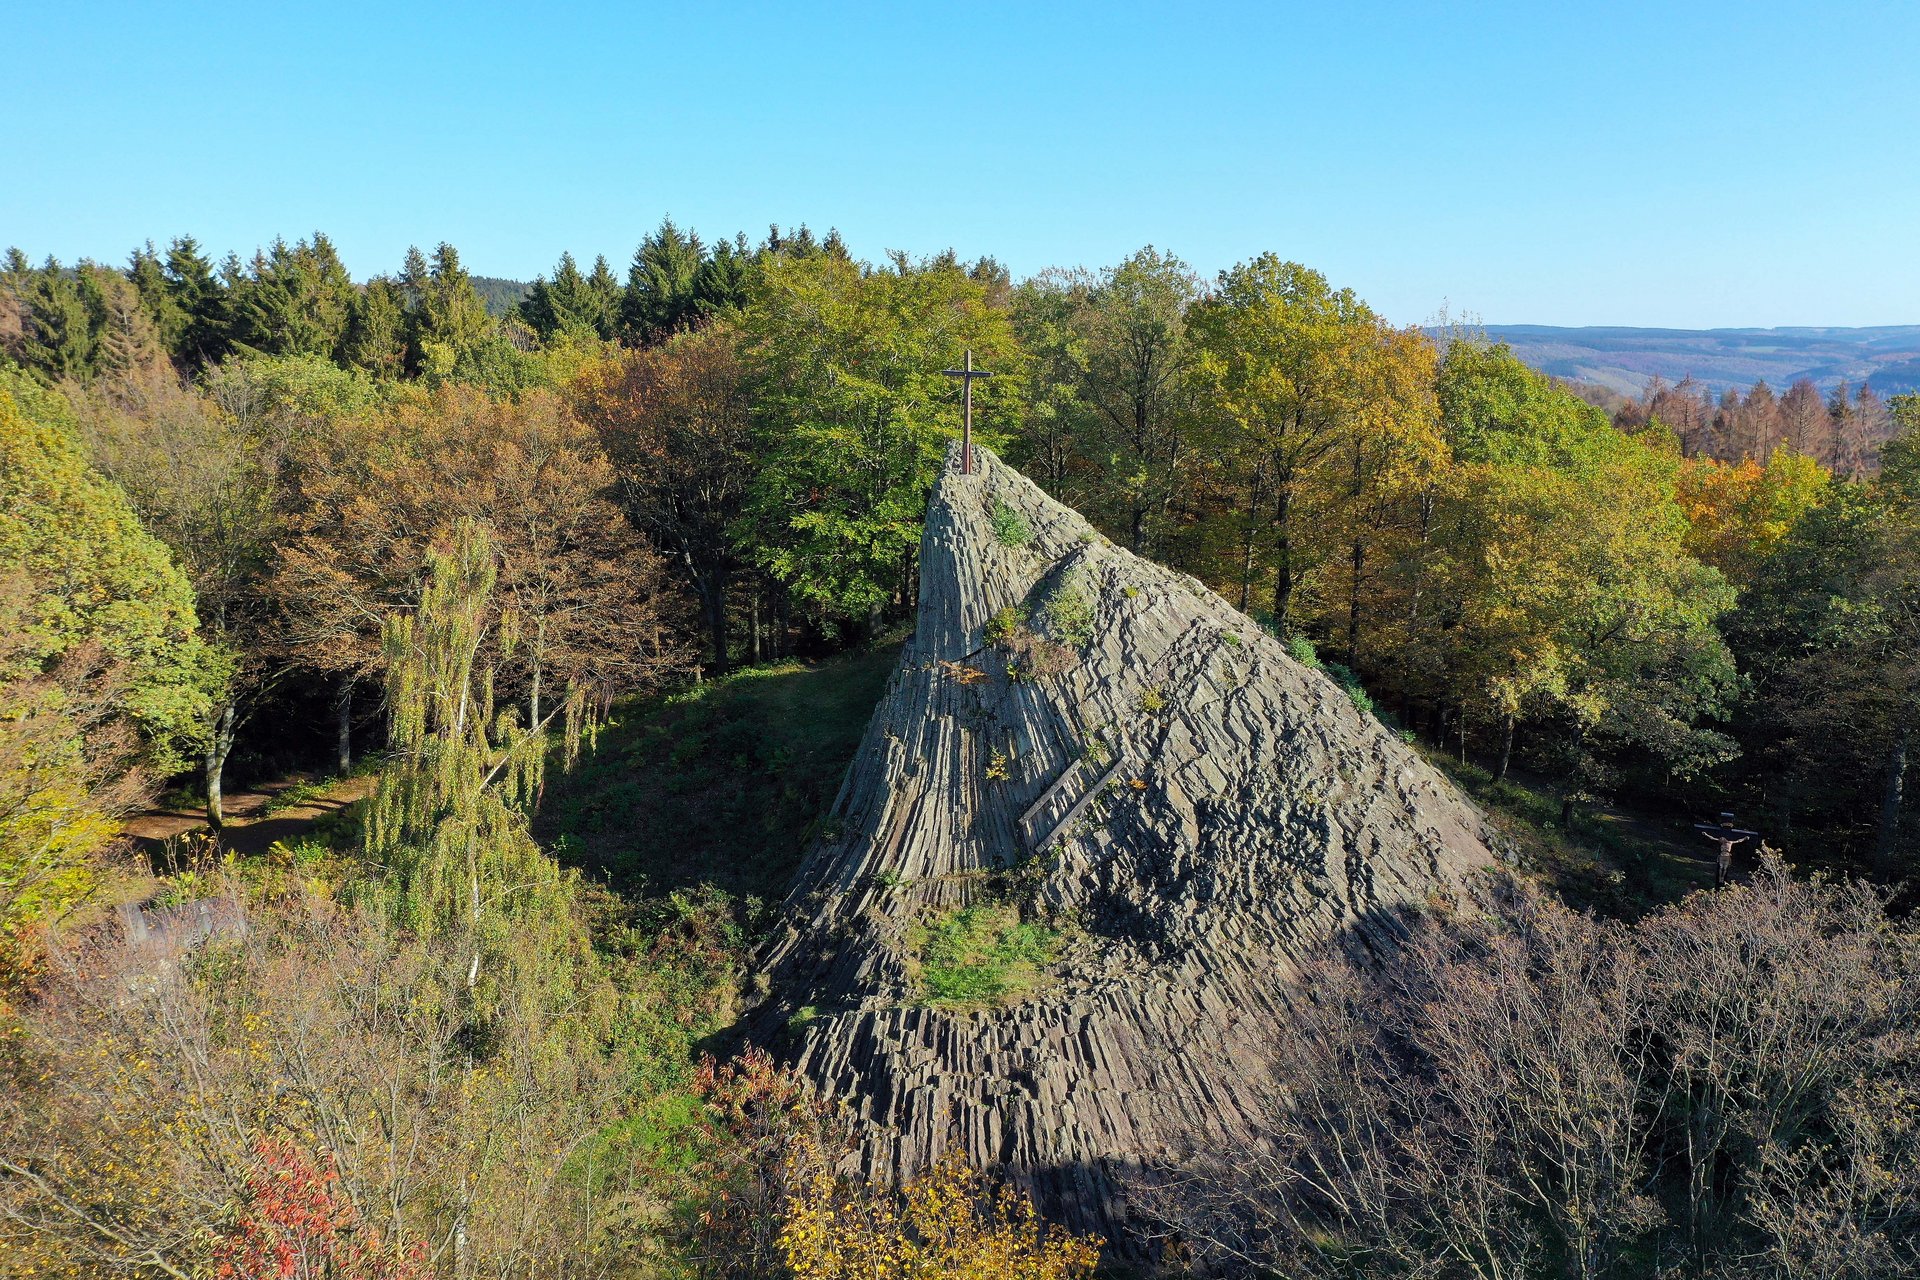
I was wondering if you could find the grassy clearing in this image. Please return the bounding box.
[907,903,1063,1008]
[538,645,899,910]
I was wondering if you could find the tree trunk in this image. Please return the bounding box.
[1345,538,1364,665]
[334,678,353,775]
[699,569,730,674]
[1875,727,1909,877]
[1271,486,1294,630]
[1498,715,1515,782]
[205,702,236,829]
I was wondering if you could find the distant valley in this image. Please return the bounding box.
[1474,323,1920,398]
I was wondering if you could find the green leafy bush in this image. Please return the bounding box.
[1322,661,1375,717]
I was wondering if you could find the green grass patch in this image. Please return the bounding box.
[907,903,1063,1008]
[538,645,899,910]
[568,1089,716,1192]
[259,777,334,815]
[987,498,1031,548]
[1033,573,1094,649]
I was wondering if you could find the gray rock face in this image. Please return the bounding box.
[752,445,1500,1237]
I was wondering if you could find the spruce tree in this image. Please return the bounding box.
[518,251,598,339]
[620,217,705,344]
[408,243,489,374]
[20,258,96,380]
[343,276,407,377]
[163,236,230,369]
[126,242,186,358]
[585,254,621,338]
[692,234,756,318]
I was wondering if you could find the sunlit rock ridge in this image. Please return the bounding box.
[751,444,1502,1236]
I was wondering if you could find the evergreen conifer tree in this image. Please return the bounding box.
[621,217,705,344]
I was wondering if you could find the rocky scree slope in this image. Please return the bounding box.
[750,445,1502,1237]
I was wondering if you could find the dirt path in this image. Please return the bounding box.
[124,774,375,859]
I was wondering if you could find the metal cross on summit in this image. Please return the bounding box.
[942,349,995,474]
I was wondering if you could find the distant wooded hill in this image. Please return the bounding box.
[471,276,531,317]
[1472,324,1920,398]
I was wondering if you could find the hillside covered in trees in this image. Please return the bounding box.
[2,221,1917,1278]
[1479,323,1920,400]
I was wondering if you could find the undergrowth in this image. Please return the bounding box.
[1431,753,1713,917]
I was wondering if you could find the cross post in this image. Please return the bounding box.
[942,348,996,475]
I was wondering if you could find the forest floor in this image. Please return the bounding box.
[122,772,376,862]
[1429,752,1723,916]
[540,641,903,913]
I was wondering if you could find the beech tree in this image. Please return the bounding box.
[1188,255,1393,630]
[1427,341,1738,793]
[1021,249,1203,558]
[1676,447,1831,589]
[0,374,215,774]
[574,324,757,669]
[273,383,691,727]
[737,250,1022,632]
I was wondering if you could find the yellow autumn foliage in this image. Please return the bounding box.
[778,1138,1101,1280]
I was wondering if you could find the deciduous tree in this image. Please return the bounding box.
[574,324,756,669]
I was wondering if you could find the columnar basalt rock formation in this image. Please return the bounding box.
[752,445,1502,1237]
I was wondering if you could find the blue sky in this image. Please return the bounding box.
[6,1,1916,328]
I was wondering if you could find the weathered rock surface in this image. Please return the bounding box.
[751,445,1502,1238]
